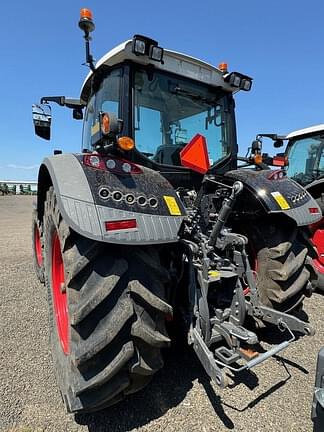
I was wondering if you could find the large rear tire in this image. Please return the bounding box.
[43,187,172,413]
[32,208,45,284]
[243,217,313,312]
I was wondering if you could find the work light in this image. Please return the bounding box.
[149,45,164,62]
[133,39,146,55]
[241,78,252,91]
[224,72,253,91]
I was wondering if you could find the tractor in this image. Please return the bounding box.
[255,126,324,290]
[31,9,322,414]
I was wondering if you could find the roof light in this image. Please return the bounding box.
[80,8,93,20]
[117,136,135,151]
[133,39,146,55]
[218,63,228,73]
[132,35,163,63]
[241,78,252,91]
[149,45,164,62]
[224,72,253,91]
[105,219,137,231]
[230,74,241,87]
[79,8,95,33]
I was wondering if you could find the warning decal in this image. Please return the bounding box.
[271,191,290,210]
[163,196,181,215]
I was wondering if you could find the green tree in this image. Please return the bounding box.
[3,183,9,195]
[11,185,17,195]
[26,184,32,195]
[19,184,25,195]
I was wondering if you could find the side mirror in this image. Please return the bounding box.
[32,103,52,140]
[73,108,83,120]
[251,139,262,153]
[274,139,284,148]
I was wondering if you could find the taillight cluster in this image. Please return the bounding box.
[83,154,142,175]
[267,169,286,180]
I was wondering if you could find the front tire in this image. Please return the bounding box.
[43,187,172,413]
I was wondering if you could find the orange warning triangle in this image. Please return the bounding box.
[180,134,210,174]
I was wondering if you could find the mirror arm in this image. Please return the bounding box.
[40,96,85,110]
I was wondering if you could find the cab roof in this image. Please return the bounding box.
[286,124,324,139]
[80,39,234,103]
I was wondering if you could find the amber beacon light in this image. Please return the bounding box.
[79,7,95,33]
[118,136,135,151]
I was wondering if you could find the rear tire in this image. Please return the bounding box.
[243,217,313,312]
[32,208,45,284]
[43,187,172,413]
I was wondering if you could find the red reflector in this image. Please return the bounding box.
[180,133,210,174]
[273,156,287,167]
[105,219,137,231]
[309,207,320,214]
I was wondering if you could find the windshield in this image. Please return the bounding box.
[133,69,233,167]
[287,133,324,185]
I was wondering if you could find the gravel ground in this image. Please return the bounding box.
[1,195,323,432]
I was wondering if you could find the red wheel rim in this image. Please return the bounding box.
[34,225,43,267]
[52,231,69,354]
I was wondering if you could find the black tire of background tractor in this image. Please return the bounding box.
[32,208,45,284]
[43,187,172,413]
[243,217,313,313]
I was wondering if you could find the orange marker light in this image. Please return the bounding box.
[101,113,110,135]
[218,62,228,73]
[254,154,263,164]
[80,8,93,20]
[118,136,135,151]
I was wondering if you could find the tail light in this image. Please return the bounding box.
[267,169,286,180]
[309,207,320,214]
[83,154,142,174]
[273,155,288,167]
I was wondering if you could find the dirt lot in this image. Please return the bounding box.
[0,195,323,432]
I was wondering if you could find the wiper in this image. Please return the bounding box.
[171,85,219,105]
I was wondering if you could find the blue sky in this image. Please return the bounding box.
[1,0,324,181]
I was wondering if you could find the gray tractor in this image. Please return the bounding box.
[31,9,321,413]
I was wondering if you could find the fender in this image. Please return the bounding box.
[305,178,324,213]
[37,153,185,244]
[225,169,322,226]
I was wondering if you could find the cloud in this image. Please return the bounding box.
[7,164,38,170]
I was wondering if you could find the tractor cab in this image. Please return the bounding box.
[285,125,324,187]
[33,11,253,189]
[79,34,252,181]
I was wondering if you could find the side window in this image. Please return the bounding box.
[82,95,95,151]
[95,68,121,118]
[82,68,122,151]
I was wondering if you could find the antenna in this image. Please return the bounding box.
[78,8,95,71]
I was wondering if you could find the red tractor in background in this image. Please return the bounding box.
[256,125,324,290]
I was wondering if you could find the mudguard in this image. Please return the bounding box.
[38,153,185,244]
[225,169,322,226]
[312,347,324,430]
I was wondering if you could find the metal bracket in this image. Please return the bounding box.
[247,303,315,336]
[191,328,227,388]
